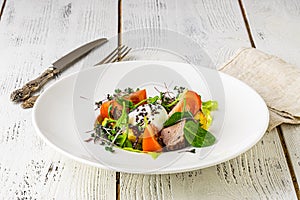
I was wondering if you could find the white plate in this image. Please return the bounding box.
[33,61,269,174]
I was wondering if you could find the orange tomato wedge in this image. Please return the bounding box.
[100,101,112,119]
[126,89,147,105]
[169,90,202,116]
[100,100,123,119]
[100,89,147,118]
[142,124,162,152]
[96,114,104,124]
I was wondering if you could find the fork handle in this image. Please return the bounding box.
[10,67,60,102]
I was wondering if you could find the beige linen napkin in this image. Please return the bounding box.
[219,48,300,131]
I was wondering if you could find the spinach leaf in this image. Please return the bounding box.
[184,120,216,147]
[163,111,193,127]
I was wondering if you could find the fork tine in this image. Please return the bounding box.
[111,46,132,63]
[94,45,131,66]
[104,45,126,63]
[96,46,118,65]
[119,47,132,60]
[95,45,125,65]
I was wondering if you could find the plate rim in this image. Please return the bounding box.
[32,60,269,174]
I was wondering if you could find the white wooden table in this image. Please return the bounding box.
[1,0,300,199]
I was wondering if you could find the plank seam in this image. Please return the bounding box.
[238,0,256,48]
[0,0,7,21]
[118,0,122,47]
[277,126,300,199]
[116,1,122,200]
[239,0,299,198]
[116,172,120,200]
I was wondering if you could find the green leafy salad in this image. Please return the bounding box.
[86,87,218,156]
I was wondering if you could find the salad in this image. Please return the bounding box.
[87,87,218,155]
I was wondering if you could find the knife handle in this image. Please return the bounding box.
[10,67,60,102]
[21,95,39,109]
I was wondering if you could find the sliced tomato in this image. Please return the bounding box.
[100,89,146,119]
[96,114,104,124]
[127,89,147,105]
[142,124,162,152]
[169,90,202,116]
[100,100,124,119]
[100,101,112,119]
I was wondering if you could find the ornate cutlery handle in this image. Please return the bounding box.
[21,95,39,109]
[10,67,60,102]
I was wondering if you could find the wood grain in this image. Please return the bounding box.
[1,0,299,199]
[120,130,297,199]
[120,0,297,199]
[121,0,252,68]
[0,0,117,199]
[242,0,300,67]
[281,125,300,194]
[242,0,300,196]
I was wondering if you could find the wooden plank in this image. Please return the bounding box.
[120,0,297,199]
[281,124,300,193]
[242,0,300,67]
[242,0,300,195]
[121,0,251,68]
[0,0,117,199]
[0,0,4,8]
[120,130,296,199]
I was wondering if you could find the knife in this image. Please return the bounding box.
[10,38,107,103]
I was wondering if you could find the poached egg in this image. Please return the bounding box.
[128,104,168,131]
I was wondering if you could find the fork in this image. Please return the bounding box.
[94,45,132,66]
[21,45,132,109]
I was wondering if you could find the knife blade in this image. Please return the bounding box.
[10,38,107,102]
[53,38,107,71]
